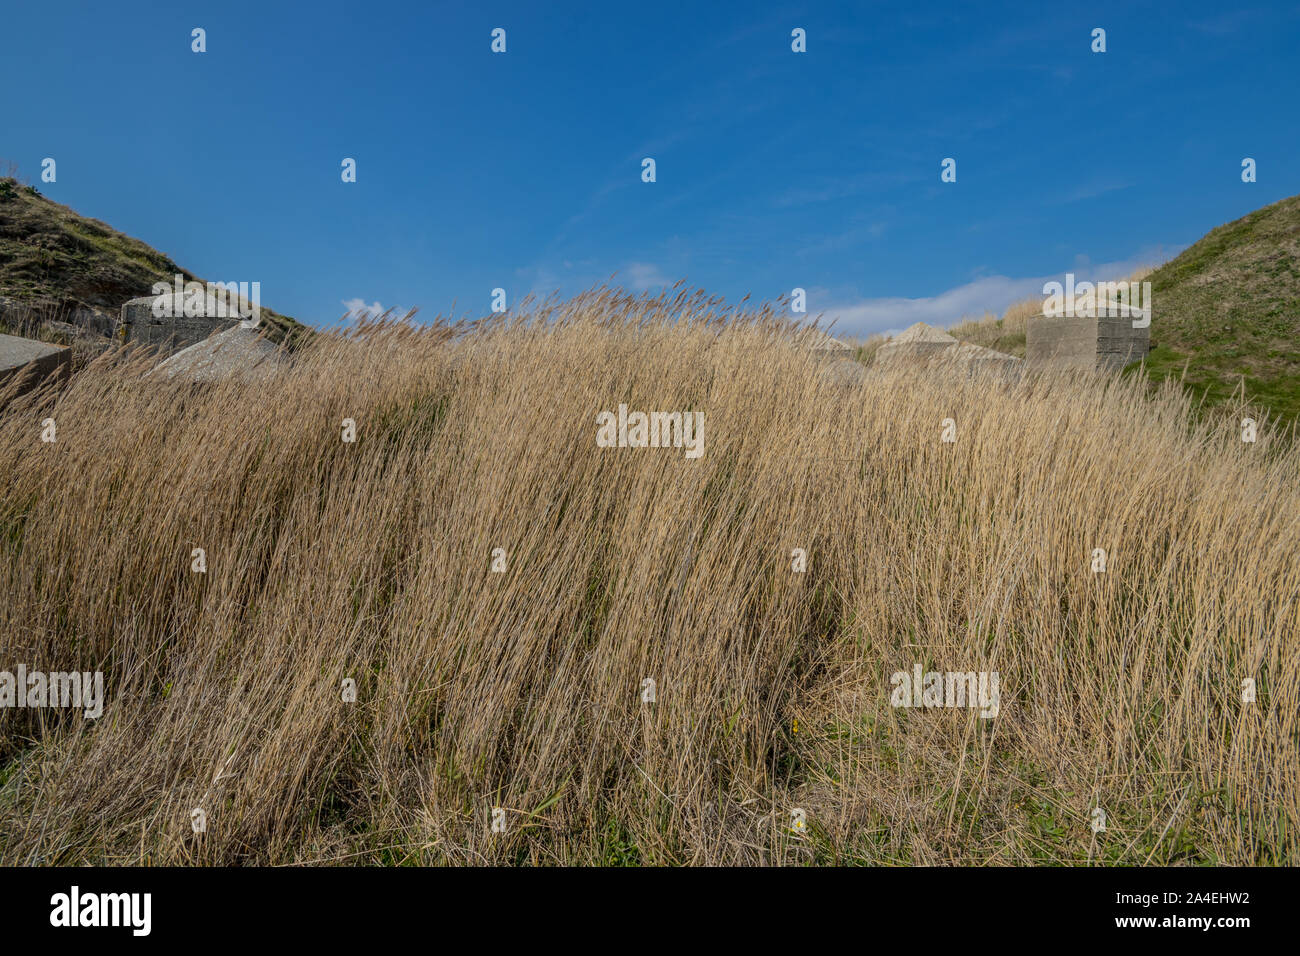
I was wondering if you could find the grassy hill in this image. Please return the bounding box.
[0,176,304,348]
[1141,194,1300,423]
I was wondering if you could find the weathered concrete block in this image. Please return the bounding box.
[117,291,240,352]
[1026,313,1150,372]
[152,325,287,383]
[0,333,71,393]
[1026,315,1098,370]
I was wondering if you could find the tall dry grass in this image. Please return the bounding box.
[1,287,1297,865]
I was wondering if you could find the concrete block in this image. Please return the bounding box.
[117,292,241,352]
[0,332,71,393]
[152,325,287,383]
[1026,312,1150,372]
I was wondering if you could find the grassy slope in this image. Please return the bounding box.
[2,292,1297,865]
[1141,194,1300,423]
[0,177,304,346]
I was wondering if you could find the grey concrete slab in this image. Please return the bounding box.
[152,325,286,383]
[0,332,71,391]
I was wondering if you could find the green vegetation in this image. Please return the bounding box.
[1141,194,1300,424]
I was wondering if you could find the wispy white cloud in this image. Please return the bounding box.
[624,261,674,292]
[795,221,889,257]
[1058,178,1133,204]
[816,275,1046,337]
[815,247,1181,338]
[340,298,395,321]
[774,171,923,209]
[1189,10,1261,35]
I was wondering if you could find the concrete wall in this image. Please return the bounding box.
[117,295,239,351]
[1026,315,1099,370]
[1026,313,1150,372]
[1096,315,1150,371]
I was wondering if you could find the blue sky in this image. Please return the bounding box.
[3,1,1298,336]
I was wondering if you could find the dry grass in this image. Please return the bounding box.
[851,332,889,367]
[1,286,1297,865]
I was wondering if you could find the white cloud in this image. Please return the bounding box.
[340,298,392,321]
[625,262,673,292]
[818,275,1046,337]
[816,248,1181,338]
